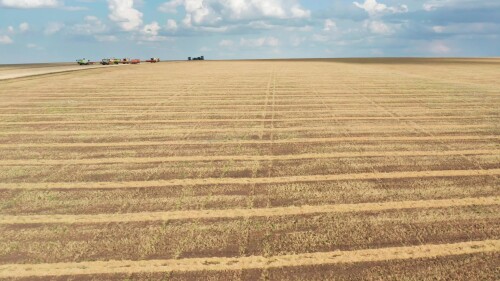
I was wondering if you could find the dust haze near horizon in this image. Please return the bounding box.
[1,0,500,63]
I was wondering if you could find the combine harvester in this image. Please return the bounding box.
[100,59,112,65]
[76,58,95,65]
[146,58,161,63]
[79,57,158,66]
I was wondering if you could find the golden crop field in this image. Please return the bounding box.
[0,58,499,280]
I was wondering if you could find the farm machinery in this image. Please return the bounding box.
[188,56,204,61]
[76,59,94,65]
[100,59,112,65]
[146,58,161,63]
[79,57,160,65]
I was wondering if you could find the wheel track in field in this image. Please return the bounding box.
[1,168,499,190]
[336,63,499,182]
[0,240,498,278]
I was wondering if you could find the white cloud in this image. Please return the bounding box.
[323,19,337,32]
[19,22,30,33]
[160,0,310,28]
[429,41,451,54]
[364,20,393,35]
[158,0,182,13]
[219,39,234,47]
[7,26,14,33]
[0,35,13,44]
[422,0,482,12]
[44,22,65,35]
[423,0,452,11]
[135,35,170,42]
[108,0,143,31]
[0,0,60,8]
[165,19,178,31]
[26,43,44,50]
[433,25,445,33]
[95,35,118,42]
[143,21,161,36]
[430,23,500,35]
[354,0,408,16]
[137,22,168,42]
[240,36,280,48]
[71,16,107,35]
[312,34,329,42]
[290,36,305,47]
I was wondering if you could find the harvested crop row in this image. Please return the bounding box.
[0,115,496,125]
[0,150,497,166]
[0,240,497,278]
[0,135,496,148]
[1,196,498,224]
[0,169,498,190]
[2,176,496,216]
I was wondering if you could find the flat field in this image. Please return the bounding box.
[0,58,499,280]
[0,63,110,81]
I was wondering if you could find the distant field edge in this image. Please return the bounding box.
[0,240,498,278]
[0,65,119,81]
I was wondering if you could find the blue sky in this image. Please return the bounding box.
[0,0,499,63]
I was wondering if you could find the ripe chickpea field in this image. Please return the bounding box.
[0,59,499,280]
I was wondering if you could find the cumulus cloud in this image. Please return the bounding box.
[429,41,451,54]
[219,39,234,47]
[240,36,280,47]
[44,22,65,35]
[71,16,107,35]
[108,0,143,31]
[134,22,170,42]
[142,22,161,36]
[0,35,13,44]
[364,20,392,35]
[0,0,60,9]
[160,0,310,27]
[95,35,118,42]
[354,0,408,16]
[323,19,337,32]
[165,19,178,31]
[19,22,30,33]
